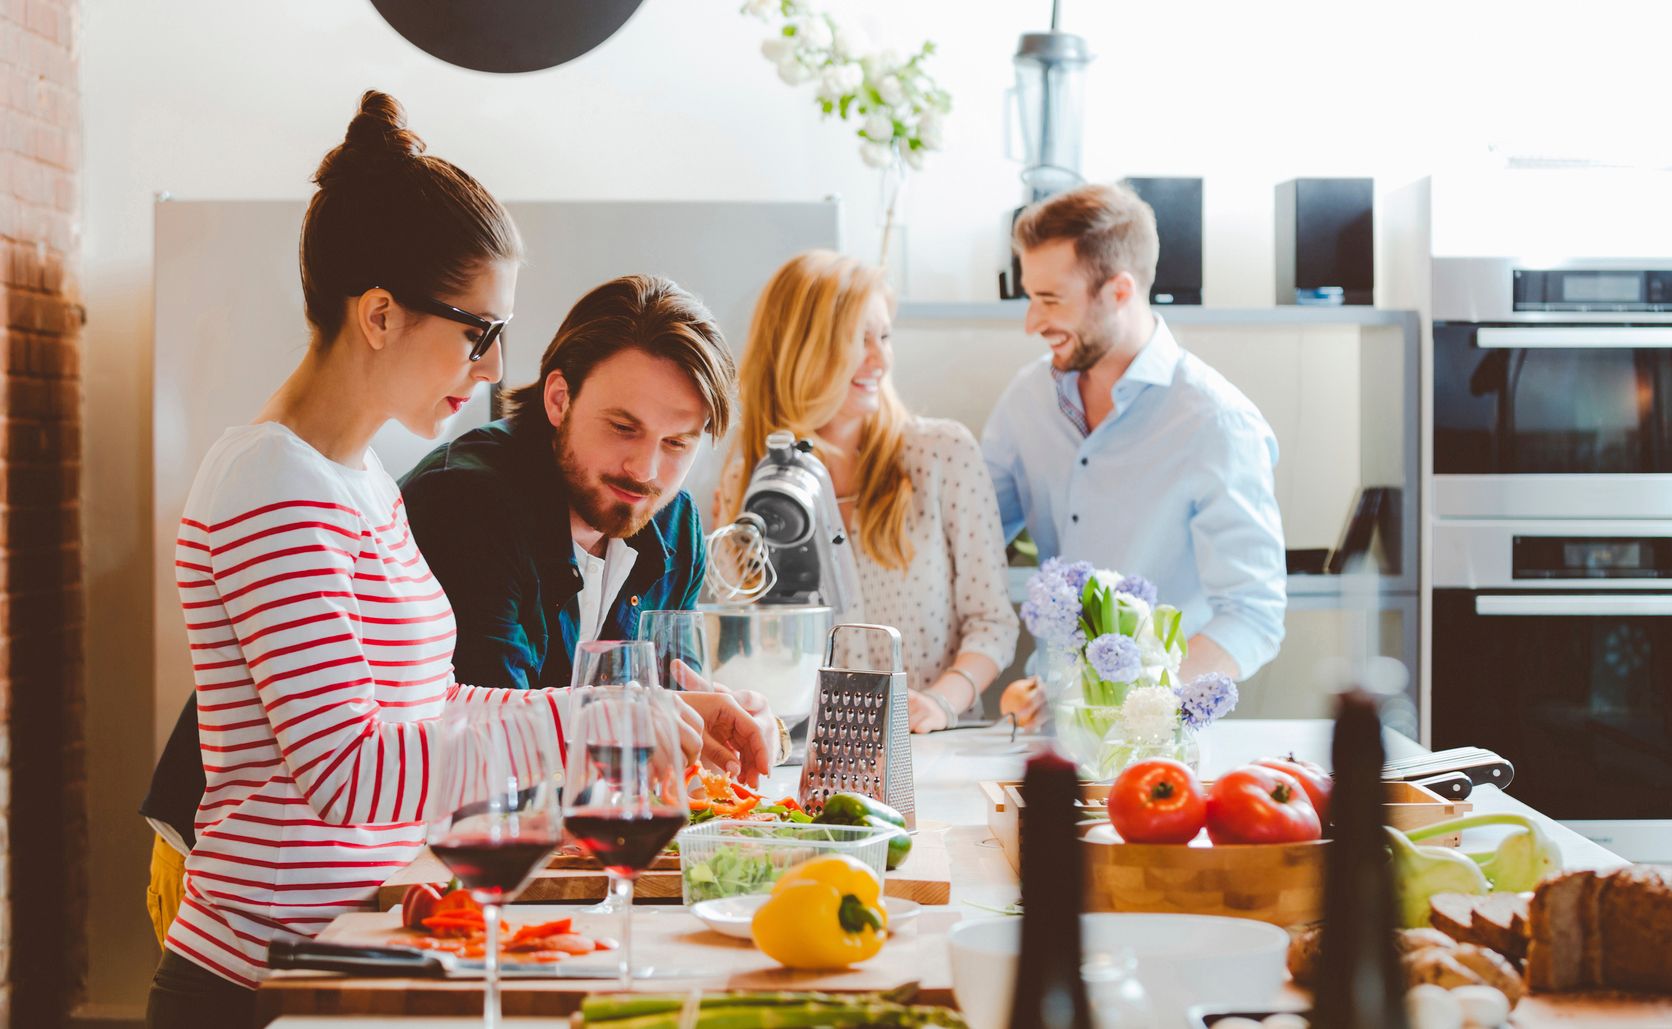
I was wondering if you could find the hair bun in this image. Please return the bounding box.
[313,90,426,186]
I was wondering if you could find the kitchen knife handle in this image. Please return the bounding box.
[1411,770,1473,801]
[1383,748,1515,790]
[267,932,447,977]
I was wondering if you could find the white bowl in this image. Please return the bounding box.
[691,893,920,939]
[947,913,1288,1029]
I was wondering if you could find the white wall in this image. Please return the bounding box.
[79,0,1672,1013]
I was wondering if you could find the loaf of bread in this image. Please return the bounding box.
[1526,865,1672,993]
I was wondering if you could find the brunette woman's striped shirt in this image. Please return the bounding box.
[165,423,564,988]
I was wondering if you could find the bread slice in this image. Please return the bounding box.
[1428,891,1529,964]
[1470,892,1529,963]
[1594,865,1672,993]
[1527,870,1596,991]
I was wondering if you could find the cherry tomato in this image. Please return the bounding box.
[1254,753,1333,825]
[1107,758,1207,844]
[1205,765,1323,844]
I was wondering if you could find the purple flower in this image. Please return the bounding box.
[1176,673,1238,730]
[1085,633,1141,684]
[1062,560,1096,593]
[1023,559,1093,647]
[1114,575,1158,607]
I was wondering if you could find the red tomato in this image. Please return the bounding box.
[1106,758,1207,844]
[1254,754,1333,825]
[1205,765,1323,844]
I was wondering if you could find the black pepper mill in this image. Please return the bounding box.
[1312,689,1409,1029]
[1006,747,1094,1029]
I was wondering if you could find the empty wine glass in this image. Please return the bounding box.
[426,704,564,1028]
[563,684,688,987]
[636,608,712,692]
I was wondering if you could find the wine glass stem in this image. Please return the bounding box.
[611,872,636,988]
[482,900,502,1029]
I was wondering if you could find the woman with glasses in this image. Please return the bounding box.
[141,91,681,1027]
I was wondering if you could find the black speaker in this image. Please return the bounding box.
[1275,177,1373,305]
[1125,177,1203,306]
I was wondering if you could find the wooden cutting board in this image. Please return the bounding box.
[258,905,960,1020]
[376,829,951,910]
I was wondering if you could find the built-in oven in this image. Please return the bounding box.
[1431,257,1672,862]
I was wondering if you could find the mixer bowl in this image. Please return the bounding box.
[638,604,832,722]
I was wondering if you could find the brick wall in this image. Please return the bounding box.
[2,0,87,1023]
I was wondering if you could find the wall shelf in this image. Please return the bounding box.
[896,300,1419,331]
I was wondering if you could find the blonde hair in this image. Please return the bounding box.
[723,251,915,570]
[1013,181,1159,294]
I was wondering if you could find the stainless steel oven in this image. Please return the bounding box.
[1431,257,1672,862]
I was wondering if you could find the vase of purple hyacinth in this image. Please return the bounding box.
[1021,558,1238,781]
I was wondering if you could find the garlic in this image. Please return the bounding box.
[1451,984,1510,1027]
[1406,983,1465,1029]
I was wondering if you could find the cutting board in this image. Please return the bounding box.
[375,829,952,910]
[258,905,960,1020]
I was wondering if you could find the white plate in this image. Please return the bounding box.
[690,894,920,940]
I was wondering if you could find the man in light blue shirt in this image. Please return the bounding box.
[983,183,1286,681]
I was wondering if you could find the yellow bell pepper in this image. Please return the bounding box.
[750,854,888,968]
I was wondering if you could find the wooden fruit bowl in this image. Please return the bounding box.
[1081,824,1328,926]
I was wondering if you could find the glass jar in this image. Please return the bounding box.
[1082,948,1154,1028]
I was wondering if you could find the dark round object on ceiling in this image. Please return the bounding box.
[370,0,646,74]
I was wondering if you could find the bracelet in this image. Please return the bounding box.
[923,687,959,729]
[945,666,981,712]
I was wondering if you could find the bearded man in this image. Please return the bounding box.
[982,183,1287,685]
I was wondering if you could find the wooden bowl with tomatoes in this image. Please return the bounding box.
[994,755,1469,927]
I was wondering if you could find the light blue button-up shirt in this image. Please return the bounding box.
[981,317,1287,678]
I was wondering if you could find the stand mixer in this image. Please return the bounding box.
[706,430,859,619]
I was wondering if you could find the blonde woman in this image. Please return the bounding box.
[721,251,1018,731]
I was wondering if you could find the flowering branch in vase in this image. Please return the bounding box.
[741,0,951,267]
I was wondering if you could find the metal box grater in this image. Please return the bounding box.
[797,624,916,829]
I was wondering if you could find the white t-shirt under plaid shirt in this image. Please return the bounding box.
[167,422,564,987]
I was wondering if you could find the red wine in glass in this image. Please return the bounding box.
[431,835,560,900]
[565,808,685,876]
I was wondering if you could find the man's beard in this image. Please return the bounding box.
[1052,298,1116,373]
[554,419,664,540]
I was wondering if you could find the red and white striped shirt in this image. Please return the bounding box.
[166,423,564,988]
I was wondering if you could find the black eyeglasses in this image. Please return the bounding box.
[374,287,511,362]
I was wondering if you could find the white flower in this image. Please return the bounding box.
[833,22,870,59]
[917,110,944,150]
[1116,687,1180,742]
[863,47,902,79]
[777,57,812,85]
[796,15,833,50]
[743,0,776,17]
[761,36,795,63]
[1113,591,1152,625]
[860,141,894,168]
[817,63,862,101]
[902,145,925,171]
[862,111,893,141]
[877,74,906,106]
[1092,569,1125,594]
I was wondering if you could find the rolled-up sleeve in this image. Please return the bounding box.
[1187,411,1287,678]
[942,425,1020,672]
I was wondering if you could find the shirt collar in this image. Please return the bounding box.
[1047,315,1182,434]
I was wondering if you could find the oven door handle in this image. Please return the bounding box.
[1476,327,1672,349]
[1475,594,1672,617]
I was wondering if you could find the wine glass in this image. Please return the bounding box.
[427,704,564,1028]
[564,684,689,987]
[567,639,661,915]
[636,608,711,692]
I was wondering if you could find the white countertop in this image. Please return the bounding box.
[266,717,1627,1027]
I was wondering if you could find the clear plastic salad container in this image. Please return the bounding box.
[676,818,892,904]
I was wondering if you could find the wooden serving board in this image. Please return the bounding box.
[258,905,961,1020]
[376,830,952,911]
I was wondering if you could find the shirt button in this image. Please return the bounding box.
[629,596,640,607]
[1080,457,1088,466]
[1071,514,1080,523]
